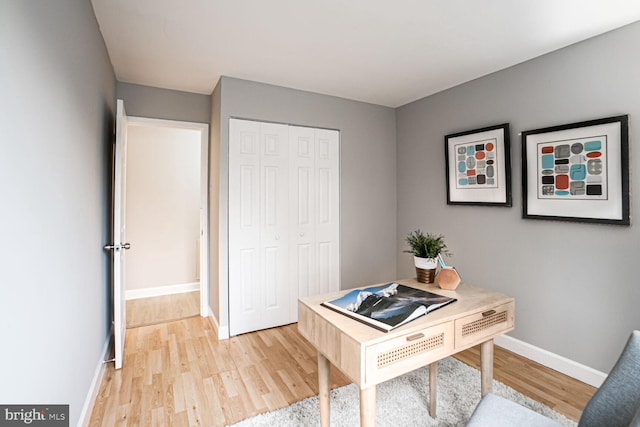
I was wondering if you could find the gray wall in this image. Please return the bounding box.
[0,1,116,425]
[214,76,397,332]
[117,82,211,124]
[396,22,640,373]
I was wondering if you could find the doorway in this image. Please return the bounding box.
[124,117,209,327]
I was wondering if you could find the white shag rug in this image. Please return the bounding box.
[230,357,576,427]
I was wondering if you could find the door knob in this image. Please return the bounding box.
[103,243,132,251]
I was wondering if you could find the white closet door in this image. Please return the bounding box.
[314,128,340,295]
[259,122,291,328]
[229,119,291,336]
[289,126,317,300]
[290,126,340,302]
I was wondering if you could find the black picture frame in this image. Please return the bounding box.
[445,123,512,206]
[522,115,629,225]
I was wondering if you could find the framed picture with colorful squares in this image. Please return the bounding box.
[522,115,629,225]
[445,123,512,206]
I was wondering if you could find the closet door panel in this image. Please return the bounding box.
[230,120,339,335]
[315,129,340,295]
[290,126,317,299]
[229,119,261,335]
[239,248,257,311]
[259,122,291,324]
[230,120,291,336]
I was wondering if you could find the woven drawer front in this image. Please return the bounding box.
[462,310,507,337]
[455,301,514,348]
[364,321,453,386]
[378,332,444,368]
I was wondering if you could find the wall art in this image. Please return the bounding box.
[445,123,511,206]
[522,115,629,225]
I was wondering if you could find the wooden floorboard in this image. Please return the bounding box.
[126,291,200,329]
[91,298,596,426]
[453,345,595,421]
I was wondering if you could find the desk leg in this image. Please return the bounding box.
[360,386,376,426]
[480,339,494,396]
[318,353,331,427]
[429,362,437,417]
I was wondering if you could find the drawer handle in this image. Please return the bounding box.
[482,309,496,317]
[406,333,424,342]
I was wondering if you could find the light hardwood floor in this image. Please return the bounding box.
[90,317,351,426]
[90,316,596,426]
[455,345,595,421]
[126,291,200,328]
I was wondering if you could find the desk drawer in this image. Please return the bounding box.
[364,322,454,386]
[454,301,514,348]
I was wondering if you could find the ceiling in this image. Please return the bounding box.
[91,0,640,108]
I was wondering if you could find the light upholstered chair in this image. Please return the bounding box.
[466,330,640,427]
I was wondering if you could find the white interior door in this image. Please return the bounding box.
[259,122,291,328]
[290,126,340,303]
[289,126,317,299]
[111,99,129,369]
[229,119,292,336]
[229,119,339,336]
[314,128,340,295]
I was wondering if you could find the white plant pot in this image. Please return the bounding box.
[414,256,438,270]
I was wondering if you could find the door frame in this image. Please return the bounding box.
[126,116,210,317]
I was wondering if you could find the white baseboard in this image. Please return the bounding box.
[125,282,200,300]
[78,326,112,427]
[218,324,229,340]
[207,310,229,340]
[201,305,211,317]
[495,334,606,388]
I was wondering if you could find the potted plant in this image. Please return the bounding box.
[404,229,450,283]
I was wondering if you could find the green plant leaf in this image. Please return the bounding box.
[403,229,451,259]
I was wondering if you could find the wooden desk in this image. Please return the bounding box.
[298,278,515,427]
